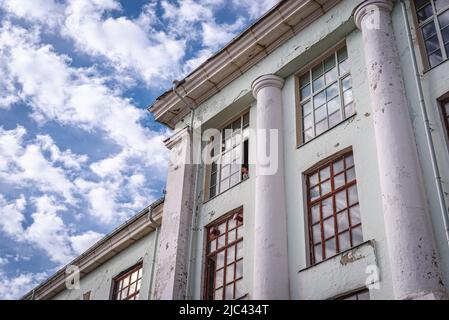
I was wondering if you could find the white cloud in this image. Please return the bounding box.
[0,0,65,27]
[201,18,246,51]
[0,126,76,204]
[231,0,279,19]
[0,257,8,266]
[0,194,26,238]
[69,230,103,255]
[0,270,48,300]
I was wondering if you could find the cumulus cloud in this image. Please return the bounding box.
[0,271,48,300]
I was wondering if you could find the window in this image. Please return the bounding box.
[414,0,449,67]
[206,111,250,199]
[298,46,354,144]
[83,291,91,300]
[306,151,363,265]
[337,289,370,300]
[111,263,142,300]
[204,208,244,300]
[442,99,449,140]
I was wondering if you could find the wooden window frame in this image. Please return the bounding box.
[111,263,143,300]
[203,207,244,300]
[203,111,250,201]
[411,0,449,69]
[305,149,363,265]
[295,42,355,147]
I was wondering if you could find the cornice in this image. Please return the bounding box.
[148,0,342,129]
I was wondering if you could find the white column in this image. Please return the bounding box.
[152,127,194,300]
[355,0,447,299]
[251,74,290,299]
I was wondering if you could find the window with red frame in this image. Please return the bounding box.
[442,99,449,139]
[111,263,142,300]
[307,151,363,265]
[204,208,244,300]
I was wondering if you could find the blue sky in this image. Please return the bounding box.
[0,0,277,299]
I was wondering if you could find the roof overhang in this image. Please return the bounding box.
[148,0,341,129]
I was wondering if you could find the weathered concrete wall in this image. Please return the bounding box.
[52,230,158,300]
[173,0,449,300]
[181,0,398,300]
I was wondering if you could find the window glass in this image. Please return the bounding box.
[306,151,363,265]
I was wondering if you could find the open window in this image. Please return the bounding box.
[204,111,250,200]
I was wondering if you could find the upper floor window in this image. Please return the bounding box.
[297,45,354,144]
[414,0,449,67]
[205,111,250,200]
[204,208,244,300]
[306,150,363,265]
[111,263,142,300]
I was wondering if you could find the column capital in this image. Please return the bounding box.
[251,74,284,98]
[354,0,394,30]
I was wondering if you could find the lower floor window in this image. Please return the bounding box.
[205,208,244,300]
[111,263,142,300]
[306,150,363,265]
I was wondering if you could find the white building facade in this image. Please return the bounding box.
[24,0,449,300]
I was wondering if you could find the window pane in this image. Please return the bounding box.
[227,246,235,262]
[311,204,320,223]
[314,244,322,262]
[313,76,325,91]
[327,96,340,115]
[337,46,348,63]
[436,0,449,11]
[347,167,356,182]
[301,84,311,99]
[325,237,336,258]
[315,119,328,135]
[339,231,351,251]
[429,49,443,66]
[348,185,359,206]
[313,223,321,243]
[343,89,353,105]
[345,102,355,118]
[322,197,333,219]
[321,179,331,195]
[334,172,345,189]
[310,185,320,201]
[314,90,326,108]
[320,166,331,181]
[236,260,243,279]
[235,279,244,299]
[315,105,327,122]
[417,3,434,22]
[352,226,363,245]
[329,111,341,127]
[303,114,313,129]
[236,241,243,260]
[323,217,335,239]
[342,76,352,91]
[225,284,234,300]
[326,82,339,100]
[226,265,234,284]
[310,172,319,185]
[335,190,347,211]
[441,26,449,42]
[215,289,223,300]
[217,251,225,269]
[345,154,354,167]
[438,9,449,28]
[312,63,323,79]
[337,211,349,231]
[425,35,441,53]
[350,205,361,225]
[302,101,312,115]
[333,159,344,173]
[422,21,437,39]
